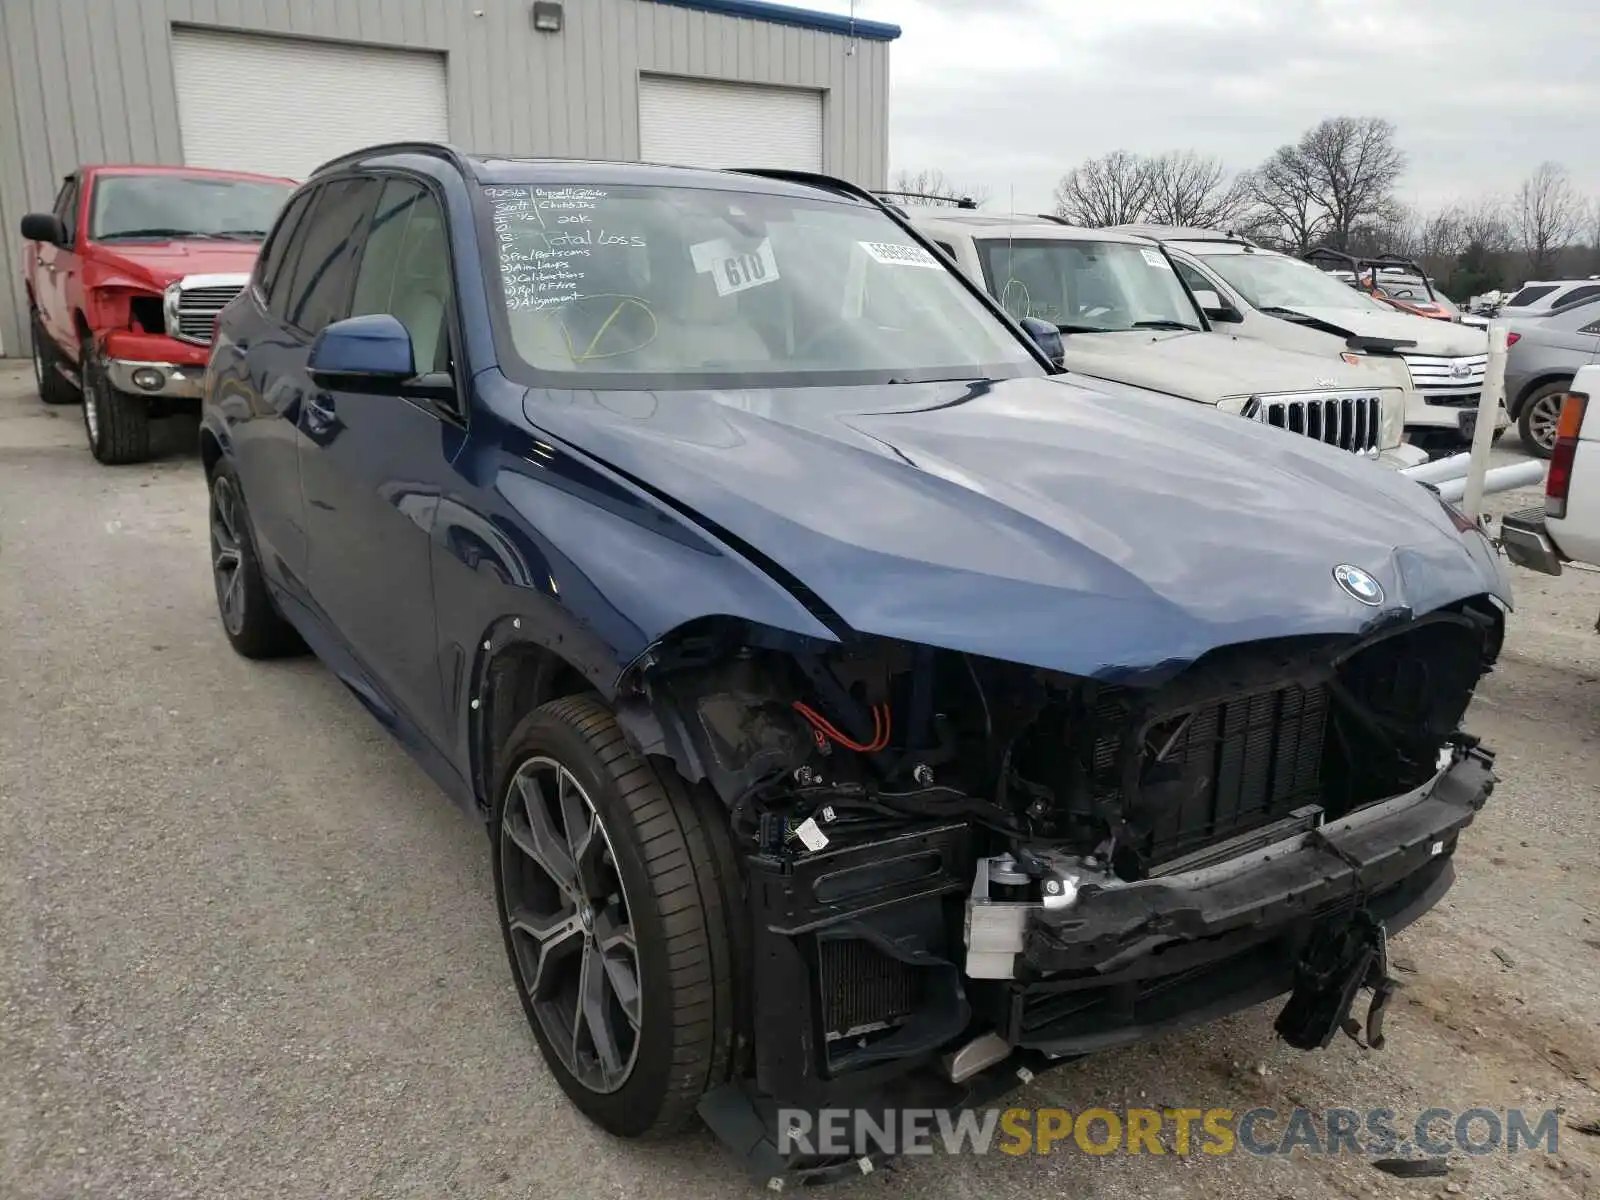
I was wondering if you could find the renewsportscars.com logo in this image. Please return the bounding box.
[778,1105,1563,1159]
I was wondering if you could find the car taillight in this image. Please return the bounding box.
[1545,392,1589,519]
[1505,331,1520,347]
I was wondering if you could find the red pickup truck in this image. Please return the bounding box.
[21,164,295,464]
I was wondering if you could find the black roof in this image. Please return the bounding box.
[310,142,872,203]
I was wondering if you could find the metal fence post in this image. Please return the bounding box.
[1462,322,1509,521]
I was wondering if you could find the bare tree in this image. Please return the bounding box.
[1516,162,1585,276]
[889,168,989,208]
[1587,196,1600,274]
[1051,151,1156,227]
[1142,151,1253,228]
[1242,146,1327,254]
[1458,197,1514,254]
[1299,117,1407,248]
[1242,117,1405,253]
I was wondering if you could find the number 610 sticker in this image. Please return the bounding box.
[690,237,781,297]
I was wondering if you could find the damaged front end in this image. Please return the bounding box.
[617,597,1503,1181]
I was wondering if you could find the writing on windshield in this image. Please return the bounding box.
[482,183,1039,386]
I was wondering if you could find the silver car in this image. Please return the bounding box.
[1504,297,1600,457]
[1499,279,1600,323]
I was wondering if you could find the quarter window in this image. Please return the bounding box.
[281,178,380,335]
[350,180,454,374]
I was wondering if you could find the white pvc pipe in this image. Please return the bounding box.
[1401,452,1472,484]
[1461,323,1510,520]
[1434,459,1545,503]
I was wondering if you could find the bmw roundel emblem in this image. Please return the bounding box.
[1333,564,1385,606]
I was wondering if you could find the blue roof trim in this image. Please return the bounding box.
[646,0,901,41]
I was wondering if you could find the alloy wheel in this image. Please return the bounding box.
[31,335,44,392]
[500,756,641,1094]
[210,475,246,636]
[1527,392,1563,453]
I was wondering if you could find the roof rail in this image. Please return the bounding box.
[730,167,897,212]
[869,189,979,210]
[309,141,473,178]
[1034,213,1071,226]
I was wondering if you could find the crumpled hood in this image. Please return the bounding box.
[1281,305,1489,356]
[521,374,1509,679]
[1063,329,1397,403]
[84,241,261,292]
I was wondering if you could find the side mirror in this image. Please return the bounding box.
[1018,316,1064,365]
[20,212,67,245]
[1193,289,1242,323]
[309,314,415,385]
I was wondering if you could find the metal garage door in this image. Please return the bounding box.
[638,75,823,172]
[171,29,448,181]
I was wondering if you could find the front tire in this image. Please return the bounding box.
[1517,382,1568,460]
[82,348,151,464]
[30,311,79,405]
[492,695,736,1139]
[208,461,304,659]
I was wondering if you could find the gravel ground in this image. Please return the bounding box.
[2,361,1597,1200]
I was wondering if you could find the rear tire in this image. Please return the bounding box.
[492,695,736,1139]
[30,311,79,405]
[1517,382,1568,460]
[207,459,305,659]
[82,348,152,464]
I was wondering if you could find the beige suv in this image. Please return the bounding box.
[899,207,1422,468]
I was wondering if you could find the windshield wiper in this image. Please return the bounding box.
[209,229,268,240]
[1055,322,1115,334]
[1132,320,1201,331]
[97,228,221,241]
[1256,306,1315,322]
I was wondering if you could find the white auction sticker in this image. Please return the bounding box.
[690,236,780,297]
[859,240,942,268]
[793,817,830,852]
[1141,248,1172,269]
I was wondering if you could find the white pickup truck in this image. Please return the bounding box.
[1500,363,1600,630]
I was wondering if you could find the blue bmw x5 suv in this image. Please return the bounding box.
[203,143,1510,1181]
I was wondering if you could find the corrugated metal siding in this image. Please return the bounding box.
[0,0,890,355]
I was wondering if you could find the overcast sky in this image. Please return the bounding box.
[808,0,1599,218]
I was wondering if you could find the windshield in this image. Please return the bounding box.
[974,238,1201,332]
[482,184,1039,387]
[1195,250,1391,313]
[90,174,293,241]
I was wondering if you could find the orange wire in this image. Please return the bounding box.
[793,701,891,753]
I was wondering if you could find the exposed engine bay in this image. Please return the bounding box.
[616,596,1504,1177]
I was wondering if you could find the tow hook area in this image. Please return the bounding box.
[1275,907,1400,1052]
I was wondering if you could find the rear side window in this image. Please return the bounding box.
[1554,285,1600,312]
[1508,285,1557,307]
[349,179,454,374]
[257,190,315,306]
[280,177,380,335]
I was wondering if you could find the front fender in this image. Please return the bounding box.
[431,388,842,799]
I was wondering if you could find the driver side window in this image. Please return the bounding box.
[350,179,454,376]
[53,178,79,246]
[1174,260,1215,299]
